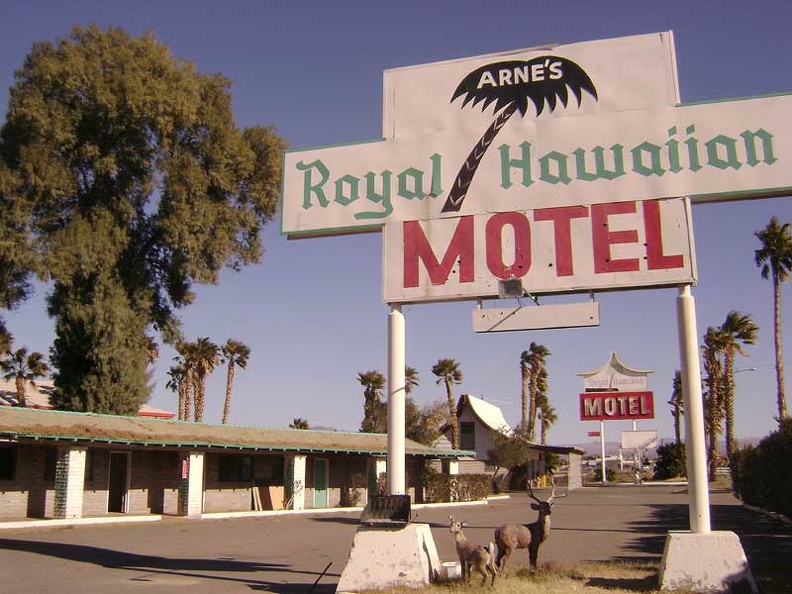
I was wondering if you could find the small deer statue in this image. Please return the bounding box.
[448,515,498,586]
[494,479,566,572]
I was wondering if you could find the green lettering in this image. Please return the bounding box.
[631,142,665,177]
[539,151,571,185]
[741,129,777,166]
[296,159,330,209]
[498,142,533,189]
[706,135,741,170]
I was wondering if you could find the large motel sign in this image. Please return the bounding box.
[281,31,779,591]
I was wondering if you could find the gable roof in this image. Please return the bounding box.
[0,378,175,419]
[459,394,512,434]
[0,406,468,458]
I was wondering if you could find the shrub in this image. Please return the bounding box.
[425,472,492,503]
[731,419,792,517]
[653,442,686,480]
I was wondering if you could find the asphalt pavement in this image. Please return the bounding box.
[0,483,789,593]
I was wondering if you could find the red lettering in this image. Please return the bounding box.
[592,201,640,273]
[534,205,589,276]
[643,199,684,270]
[403,217,474,288]
[485,212,531,279]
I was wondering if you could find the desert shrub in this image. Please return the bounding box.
[425,473,491,502]
[653,442,686,480]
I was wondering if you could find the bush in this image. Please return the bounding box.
[653,442,686,480]
[425,473,492,503]
[730,419,792,517]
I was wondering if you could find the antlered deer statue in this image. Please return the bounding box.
[494,480,566,572]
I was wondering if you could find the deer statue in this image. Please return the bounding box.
[448,515,498,586]
[494,479,566,572]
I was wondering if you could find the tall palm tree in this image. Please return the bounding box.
[702,326,727,480]
[174,342,197,421]
[431,358,463,449]
[1,347,50,407]
[719,311,759,460]
[166,364,189,421]
[668,370,684,446]
[185,337,220,422]
[755,216,792,423]
[519,351,530,435]
[220,339,250,424]
[289,418,309,429]
[358,370,386,433]
[535,384,556,445]
[522,342,551,442]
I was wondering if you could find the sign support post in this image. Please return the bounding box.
[599,420,607,485]
[675,284,710,532]
[387,305,406,495]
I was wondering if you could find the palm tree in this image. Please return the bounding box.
[755,216,792,423]
[702,326,727,480]
[522,342,551,442]
[668,370,684,446]
[289,418,309,429]
[184,337,220,422]
[431,358,463,449]
[519,351,530,434]
[719,311,759,460]
[358,370,386,433]
[174,342,197,421]
[1,347,50,407]
[220,339,250,424]
[442,57,597,213]
[535,384,556,445]
[166,364,189,421]
[405,366,420,396]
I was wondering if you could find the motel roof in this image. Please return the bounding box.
[0,406,471,458]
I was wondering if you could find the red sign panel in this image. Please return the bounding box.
[587,431,601,437]
[579,391,654,421]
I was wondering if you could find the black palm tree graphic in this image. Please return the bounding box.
[442,56,598,213]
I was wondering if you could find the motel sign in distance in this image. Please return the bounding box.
[578,352,655,422]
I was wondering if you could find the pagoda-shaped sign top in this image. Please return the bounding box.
[577,352,653,392]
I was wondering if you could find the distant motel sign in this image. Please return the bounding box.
[579,391,655,421]
[280,32,788,303]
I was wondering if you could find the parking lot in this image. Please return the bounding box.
[1,484,789,593]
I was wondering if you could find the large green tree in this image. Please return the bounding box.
[755,216,791,424]
[0,26,285,415]
[719,311,759,460]
[431,358,463,449]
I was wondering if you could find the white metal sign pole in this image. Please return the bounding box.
[600,420,607,485]
[387,304,406,495]
[676,285,711,533]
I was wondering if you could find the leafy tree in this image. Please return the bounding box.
[358,370,386,433]
[719,311,759,460]
[220,339,250,424]
[0,325,11,355]
[432,358,463,449]
[668,370,684,446]
[289,418,309,430]
[405,398,446,446]
[0,26,285,414]
[521,342,551,441]
[0,165,35,315]
[487,429,532,491]
[755,216,791,423]
[702,326,727,479]
[1,346,50,407]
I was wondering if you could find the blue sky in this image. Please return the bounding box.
[1,0,790,445]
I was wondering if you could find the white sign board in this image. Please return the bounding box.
[282,32,681,237]
[382,197,695,303]
[621,430,659,450]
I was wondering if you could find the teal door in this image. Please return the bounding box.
[313,459,328,507]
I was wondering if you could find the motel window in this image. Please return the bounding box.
[0,447,16,480]
[460,422,475,451]
[218,455,253,482]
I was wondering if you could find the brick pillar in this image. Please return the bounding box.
[177,451,204,518]
[285,454,306,510]
[54,446,87,519]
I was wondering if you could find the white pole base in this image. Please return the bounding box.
[336,523,441,593]
[659,531,757,593]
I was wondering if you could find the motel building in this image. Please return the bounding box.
[0,380,467,522]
